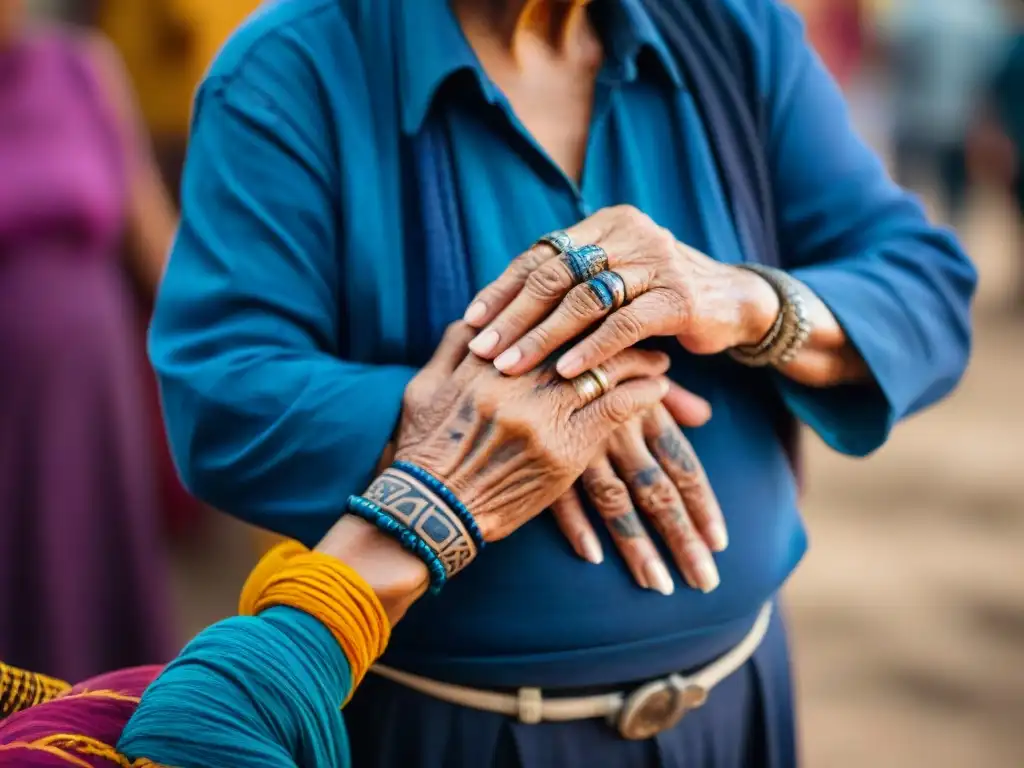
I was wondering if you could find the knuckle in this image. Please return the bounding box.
[440,320,475,347]
[574,283,609,316]
[402,376,432,409]
[643,476,680,510]
[515,246,548,273]
[599,389,637,424]
[581,472,631,512]
[613,205,652,231]
[517,325,552,358]
[525,263,571,302]
[608,309,646,345]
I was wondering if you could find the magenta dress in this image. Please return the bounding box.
[0,29,174,682]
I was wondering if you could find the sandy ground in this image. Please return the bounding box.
[168,115,1024,766]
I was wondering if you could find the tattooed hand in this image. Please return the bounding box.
[551,383,727,595]
[391,322,672,543]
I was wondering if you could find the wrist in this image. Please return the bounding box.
[734,266,781,347]
[315,515,430,625]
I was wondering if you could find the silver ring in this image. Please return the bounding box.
[572,371,604,405]
[562,244,609,285]
[587,271,627,311]
[537,230,574,255]
[588,365,611,396]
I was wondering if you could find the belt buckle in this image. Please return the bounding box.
[615,676,708,741]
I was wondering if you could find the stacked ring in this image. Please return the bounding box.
[538,230,574,254]
[572,365,611,405]
[587,270,627,311]
[562,244,609,284]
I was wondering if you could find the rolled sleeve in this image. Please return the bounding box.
[150,53,413,545]
[742,0,977,455]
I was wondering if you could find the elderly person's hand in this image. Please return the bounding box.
[392,322,673,544]
[461,205,779,380]
[549,384,726,595]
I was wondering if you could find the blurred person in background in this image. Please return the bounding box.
[98,0,262,540]
[99,0,263,200]
[878,0,1008,225]
[969,0,1024,305]
[804,0,866,91]
[0,0,177,680]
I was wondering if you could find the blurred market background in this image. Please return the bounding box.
[7,0,1024,765]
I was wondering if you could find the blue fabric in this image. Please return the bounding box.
[118,607,353,768]
[342,604,795,768]
[151,0,976,686]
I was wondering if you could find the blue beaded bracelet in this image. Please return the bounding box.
[391,461,486,550]
[346,495,447,594]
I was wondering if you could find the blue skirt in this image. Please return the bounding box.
[344,604,797,767]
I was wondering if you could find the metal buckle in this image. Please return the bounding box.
[614,677,708,741]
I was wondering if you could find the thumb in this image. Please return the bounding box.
[661,382,712,427]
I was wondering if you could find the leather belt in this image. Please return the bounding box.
[372,602,772,741]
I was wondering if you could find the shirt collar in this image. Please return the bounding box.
[398,0,683,135]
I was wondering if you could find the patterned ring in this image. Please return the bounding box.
[562,244,609,285]
[572,371,604,405]
[586,270,628,311]
[537,230,574,255]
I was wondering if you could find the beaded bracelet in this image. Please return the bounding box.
[346,495,448,594]
[391,460,486,551]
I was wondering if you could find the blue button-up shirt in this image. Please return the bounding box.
[151,0,975,686]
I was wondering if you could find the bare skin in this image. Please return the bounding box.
[319,321,672,624]
[448,0,728,594]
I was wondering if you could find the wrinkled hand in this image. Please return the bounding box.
[551,383,726,594]
[462,205,778,378]
[393,323,672,542]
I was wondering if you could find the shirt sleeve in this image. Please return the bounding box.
[149,57,414,545]
[751,0,977,456]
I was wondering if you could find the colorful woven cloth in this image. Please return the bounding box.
[0,542,389,768]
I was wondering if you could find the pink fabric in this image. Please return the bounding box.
[0,666,162,767]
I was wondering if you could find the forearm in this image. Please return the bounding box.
[315,515,429,625]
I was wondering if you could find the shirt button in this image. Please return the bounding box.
[579,200,594,217]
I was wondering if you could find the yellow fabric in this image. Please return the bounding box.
[238,542,392,696]
[0,663,71,719]
[99,0,261,137]
[0,733,164,767]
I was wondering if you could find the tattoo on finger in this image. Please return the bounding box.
[608,510,644,539]
[656,432,697,473]
[631,466,662,487]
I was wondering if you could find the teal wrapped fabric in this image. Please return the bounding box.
[117,607,353,768]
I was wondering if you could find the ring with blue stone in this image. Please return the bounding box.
[562,243,609,284]
[537,230,574,255]
[586,270,627,311]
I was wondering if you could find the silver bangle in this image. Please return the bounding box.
[728,264,810,368]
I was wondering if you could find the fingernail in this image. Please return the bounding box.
[494,346,522,372]
[577,532,604,564]
[469,329,499,356]
[643,560,675,596]
[464,301,487,324]
[708,524,729,552]
[556,352,582,378]
[658,378,671,397]
[697,557,720,593]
